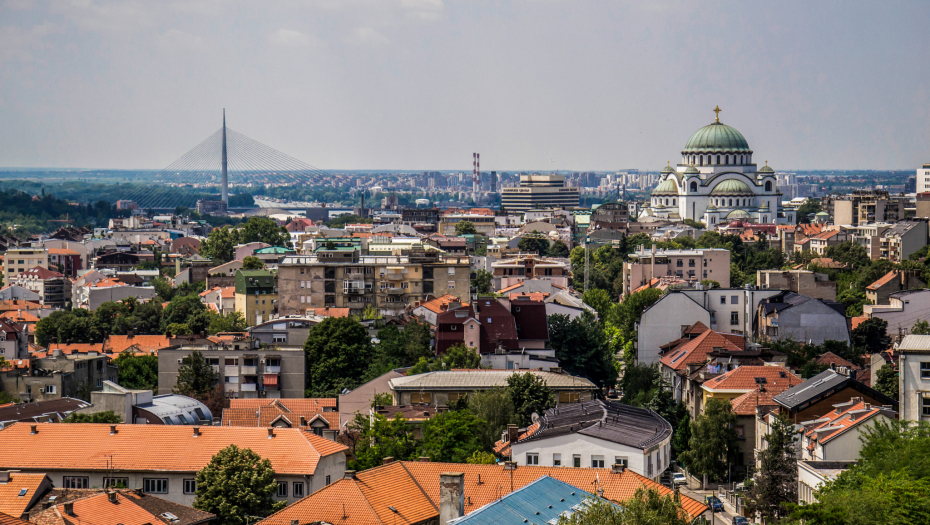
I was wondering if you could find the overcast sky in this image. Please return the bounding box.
[1,0,929,171]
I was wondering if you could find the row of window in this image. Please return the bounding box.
[684,154,750,166]
[526,453,629,469]
[64,477,312,497]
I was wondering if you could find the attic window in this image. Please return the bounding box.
[487,318,492,323]
[18,489,27,497]
[754,377,768,384]
[452,326,457,331]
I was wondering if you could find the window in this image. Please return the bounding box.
[448,267,456,275]
[451,325,457,331]
[573,455,581,468]
[591,456,605,468]
[735,425,745,438]
[103,477,128,489]
[923,398,930,416]
[448,392,467,403]
[293,482,304,498]
[183,479,197,494]
[411,392,432,404]
[731,295,739,304]
[921,362,930,379]
[225,358,238,366]
[63,477,89,489]
[143,478,168,494]
[553,453,562,466]
[326,475,331,485]
[558,392,580,403]
[44,385,56,394]
[526,453,539,465]
[720,296,726,305]
[277,481,287,497]
[614,457,628,468]
[730,312,739,325]
[206,358,220,366]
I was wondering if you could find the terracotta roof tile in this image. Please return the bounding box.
[659,331,743,372]
[0,513,29,525]
[229,398,338,412]
[851,316,869,330]
[106,335,171,355]
[803,400,895,448]
[311,308,351,318]
[0,423,347,475]
[493,422,539,456]
[416,294,466,314]
[729,389,783,415]
[866,270,898,291]
[47,248,79,256]
[0,473,46,517]
[702,365,802,392]
[222,405,339,429]
[815,352,856,369]
[259,461,708,525]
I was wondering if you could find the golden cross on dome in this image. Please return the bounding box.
[765,160,769,166]
[713,105,722,122]
[667,160,671,167]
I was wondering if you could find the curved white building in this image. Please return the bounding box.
[640,108,795,225]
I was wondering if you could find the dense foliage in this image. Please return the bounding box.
[507,372,556,427]
[113,353,159,391]
[199,217,291,262]
[556,488,689,525]
[679,398,740,484]
[194,445,285,525]
[303,316,374,396]
[63,411,123,423]
[745,413,799,521]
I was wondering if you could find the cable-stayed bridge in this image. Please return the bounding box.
[119,111,328,210]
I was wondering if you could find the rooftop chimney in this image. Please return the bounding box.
[439,472,465,525]
[63,502,75,516]
[506,424,519,443]
[300,416,307,426]
[382,457,395,465]
[344,470,357,480]
[503,461,517,471]
[267,428,275,438]
[611,463,626,474]
[107,491,117,503]
[30,425,37,435]
[193,426,201,437]
[110,425,118,435]
[291,521,299,525]
[418,456,431,462]
[0,471,10,483]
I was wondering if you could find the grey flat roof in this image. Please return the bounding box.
[520,399,671,450]
[389,370,597,391]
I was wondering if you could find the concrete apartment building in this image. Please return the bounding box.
[865,269,924,305]
[897,334,930,422]
[491,255,570,290]
[878,220,928,262]
[2,249,48,279]
[832,190,906,226]
[864,289,930,338]
[0,351,118,403]
[438,210,496,236]
[500,174,581,211]
[621,246,730,297]
[9,267,72,308]
[757,269,837,301]
[234,269,277,326]
[158,337,305,399]
[276,249,471,318]
[918,162,930,194]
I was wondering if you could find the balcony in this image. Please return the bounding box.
[225,383,239,393]
[385,272,406,280]
[224,365,239,376]
[386,287,406,295]
[240,383,257,392]
[265,365,281,374]
[241,366,257,375]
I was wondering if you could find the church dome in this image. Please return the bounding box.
[684,165,700,176]
[711,179,754,195]
[759,163,775,174]
[726,209,752,219]
[683,122,751,153]
[661,165,675,174]
[651,178,679,195]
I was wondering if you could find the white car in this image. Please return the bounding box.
[672,473,687,487]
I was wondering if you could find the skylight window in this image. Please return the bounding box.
[18,488,27,497]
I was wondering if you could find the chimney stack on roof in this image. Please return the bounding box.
[300,416,307,426]
[267,428,275,439]
[382,457,394,465]
[0,471,10,483]
[110,425,118,435]
[507,424,519,443]
[344,470,356,480]
[439,472,465,525]
[611,463,626,474]
[107,491,117,503]
[193,426,201,437]
[63,502,75,516]
[30,425,37,435]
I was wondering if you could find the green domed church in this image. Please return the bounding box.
[640,106,794,225]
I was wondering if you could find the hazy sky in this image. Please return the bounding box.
[1,0,929,171]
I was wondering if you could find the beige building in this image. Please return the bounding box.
[491,255,570,291]
[2,249,49,279]
[757,269,837,302]
[500,174,581,211]
[277,248,471,318]
[438,212,496,236]
[234,269,277,326]
[621,246,730,297]
[388,369,598,406]
[832,190,906,227]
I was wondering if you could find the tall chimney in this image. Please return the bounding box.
[107,491,117,503]
[439,472,465,525]
[63,502,75,516]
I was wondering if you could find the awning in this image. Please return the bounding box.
[263,374,278,386]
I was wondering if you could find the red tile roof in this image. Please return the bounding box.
[866,270,899,291]
[229,398,338,412]
[222,404,339,429]
[803,400,895,450]
[47,248,80,256]
[815,352,857,370]
[729,389,784,416]
[851,316,869,330]
[702,365,802,393]
[311,307,351,318]
[32,490,214,525]
[259,460,707,525]
[416,294,466,314]
[659,330,744,372]
[14,267,64,280]
[0,473,46,517]
[0,423,347,475]
[106,334,171,356]
[0,513,29,525]
[493,422,539,456]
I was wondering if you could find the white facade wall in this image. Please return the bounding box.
[918,166,930,194]
[865,290,930,338]
[797,463,829,505]
[900,351,930,422]
[637,294,710,365]
[510,432,671,481]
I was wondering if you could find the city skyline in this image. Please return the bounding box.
[1,0,929,171]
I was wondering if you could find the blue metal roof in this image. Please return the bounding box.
[449,476,618,525]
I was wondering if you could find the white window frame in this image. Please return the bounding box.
[183,479,197,494]
[143,478,168,494]
[526,453,539,465]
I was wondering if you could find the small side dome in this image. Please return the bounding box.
[660,165,676,174]
[759,201,770,209]
[684,165,700,176]
[706,203,718,210]
[726,209,752,219]
[759,160,775,174]
[651,178,679,195]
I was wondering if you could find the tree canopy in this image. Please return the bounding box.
[745,413,799,521]
[304,316,374,396]
[454,220,478,235]
[517,232,551,256]
[173,350,219,398]
[679,398,739,485]
[194,445,285,525]
[548,311,617,390]
[63,411,122,423]
[113,353,158,391]
[507,372,555,427]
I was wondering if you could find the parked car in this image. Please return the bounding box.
[732,517,750,525]
[705,496,724,512]
[672,473,687,487]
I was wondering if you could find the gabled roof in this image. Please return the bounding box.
[866,270,898,291]
[493,422,539,457]
[0,472,46,518]
[258,460,707,525]
[0,423,347,475]
[517,400,671,451]
[815,352,856,370]
[222,403,338,429]
[229,398,338,412]
[106,334,171,355]
[729,388,784,416]
[802,399,897,450]
[415,294,465,314]
[32,490,215,525]
[702,365,801,393]
[659,330,743,372]
[14,267,64,280]
[773,369,897,411]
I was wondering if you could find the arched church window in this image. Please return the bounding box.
[673,199,676,205]
[725,155,729,164]
[690,181,697,192]
[765,181,773,191]
[665,199,669,206]
[716,155,721,164]
[728,199,733,206]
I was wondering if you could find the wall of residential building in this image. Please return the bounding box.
[157,347,306,399]
[393,387,594,407]
[622,250,730,297]
[637,294,711,366]
[864,290,930,337]
[899,351,930,422]
[78,286,158,311]
[797,465,828,505]
[510,432,670,481]
[758,299,850,345]
[234,292,278,326]
[3,249,49,278]
[1,355,117,402]
[756,270,837,302]
[802,415,886,461]
[833,200,855,226]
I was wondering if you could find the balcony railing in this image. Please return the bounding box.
[265,365,281,374]
[240,383,257,392]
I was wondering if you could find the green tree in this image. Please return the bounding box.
[418,409,489,463]
[547,312,617,390]
[467,388,518,450]
[796,199,822,224]
[173,351,218,398]
[239,217,291,248]
[208,311,248,334]
[113,353,158,390]
[166,323,192,337]
[605,288,662,342]
[466,451,497,464]
[454,220,478,235]
[347,413,419,471]
[193,445,285,525]
[556,488,688,525]
[549,239,570,257]
[472,269,493,294]
[199,225,240,263]
[506,372,555,427]
[242,256,264,270]
[679,398,739,486]
[850,317,891,359]
[304,316,373,396]
[63,411,122,423]
[745,414,799,521]
[700,279,720,289]
[408,344,483,375]
[682,218,706,230]
[874,364,899,400]
[162,295,207,333]
[581,289,612,319]
[375,321,433,368]
[913,319,930,335]
[825,241,871,269]
[517,232,551,256]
